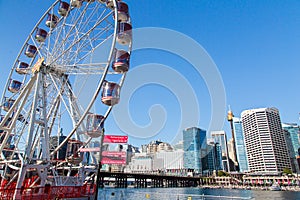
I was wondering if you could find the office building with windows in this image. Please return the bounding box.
[183,127,206,173]
[232,117,249,172]
[202,140,223,175]
[241,107,291,174]
[211,130,230,172]
[282,123,300,173]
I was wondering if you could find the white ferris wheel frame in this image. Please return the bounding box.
[0,0,130,171]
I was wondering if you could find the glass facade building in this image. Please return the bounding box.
[203,142,223,173]
[282,123,300,157]
[233,117,249,172]
[282,123,300,173]
[183,127,206,173]
[211,130,230,172]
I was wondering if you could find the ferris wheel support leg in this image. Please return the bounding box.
[0,75,37,154]
[25,72,42,160]
[13,164,26,199]
[40,72,50,161]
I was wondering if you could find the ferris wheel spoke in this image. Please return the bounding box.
[54,27,114,75]
[47,73,87,135]
[65,25,115,71]
[50,3,97,61]
[48,75,76,121]
[47,6,76,60]
[72,4,102,38]
[49,10,113,70]
[65,78,90,133]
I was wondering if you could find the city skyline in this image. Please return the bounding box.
[0,1,300,147]
[121,106,299,176]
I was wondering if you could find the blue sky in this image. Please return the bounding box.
[0,1,300,147]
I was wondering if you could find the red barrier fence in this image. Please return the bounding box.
[0,184,96,200]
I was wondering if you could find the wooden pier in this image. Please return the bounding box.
[99,172,216,188]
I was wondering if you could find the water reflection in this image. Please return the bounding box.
[98,187,300,200]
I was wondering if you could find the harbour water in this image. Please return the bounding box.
[98,187,300,200]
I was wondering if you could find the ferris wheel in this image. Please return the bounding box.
[0,0,132,191]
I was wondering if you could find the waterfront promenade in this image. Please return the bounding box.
[201,183,300,192]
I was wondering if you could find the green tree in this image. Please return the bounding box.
[217,171,229,177]
[283,168,293,175]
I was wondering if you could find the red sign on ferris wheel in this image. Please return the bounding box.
[103,135,128,143]
[101,157,126,165]
[102,151,126,157]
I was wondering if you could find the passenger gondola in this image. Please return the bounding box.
[86,114,104,138]
[25,45,37,58]
[2,98,15,112]
[58,1,70,16]
[35,28,48,42]
[66,139,83,164]
[106,0,115,9]
[101,81,120,106]
[8,80,22,93]
[117,22,132,45]
[112,49,130,73]
[15,62,29,75]
[70,0,83,8]
[114,2,129,22]
[46,14,59,28]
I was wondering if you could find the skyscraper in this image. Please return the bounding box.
[232,117,249,172]
[282,123,300,173]
[241,107,291,174]
[203,140,223,174]
[211,130,230,172]
[183,127,206,173]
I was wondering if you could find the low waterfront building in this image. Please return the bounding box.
[153,150,184,170]
[142,140,173,154]
[124,153,153,173]
[242,174,300,186]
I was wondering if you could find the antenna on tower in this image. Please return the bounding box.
[226,105,239,171]
[227,105,234,121]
